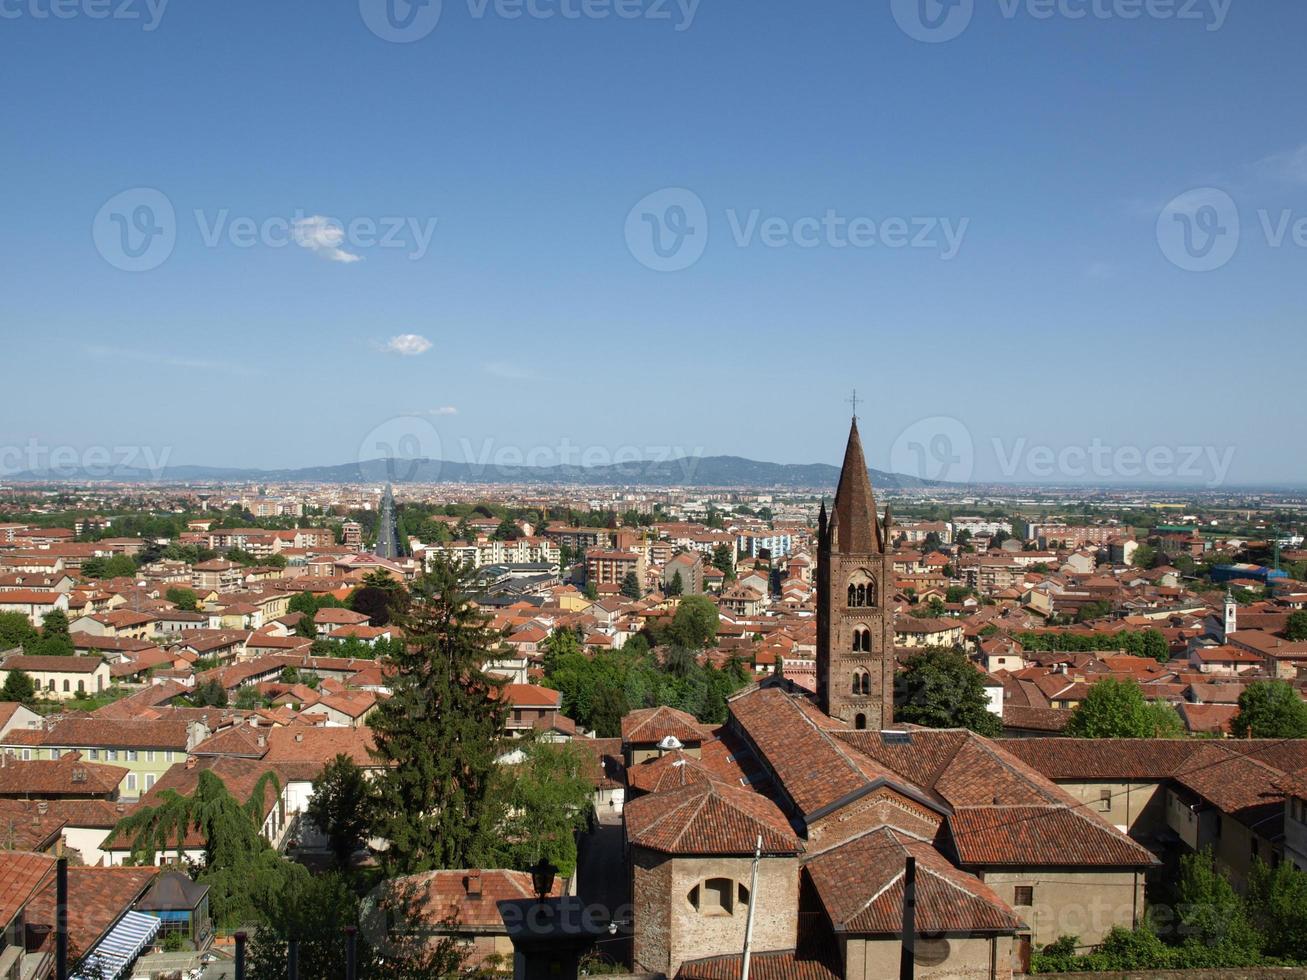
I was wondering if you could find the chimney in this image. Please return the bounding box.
[294,732,303,743]
[37,801,48,815]
[465,869,482,898]
[185,756,197,770]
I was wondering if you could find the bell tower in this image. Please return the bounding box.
[816,414,895,729]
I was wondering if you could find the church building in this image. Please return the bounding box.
[621,417,1157,979]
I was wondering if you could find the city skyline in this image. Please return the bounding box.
[3,2,1306,484]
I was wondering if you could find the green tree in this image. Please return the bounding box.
[192,679,228,707]
[660,595,719,649]
[666,570,684,597]
[1231,680,1307,739]
[1,669,37,705]
[0,612,37,651]
[1065,678,1180,738]
[485,740,593,877]
[29,609,73,657]
[234,686,262,710]
[165,587,199,611]
[1175,848,1259,954]
[112,768,290,927]
[620,570,642,600]
[306,754,375,869]
[711,543,736,582]
[1285,610,1307,642]
[1246,857,1307,960]
[894,649,1001,737]
[370,557,507,875]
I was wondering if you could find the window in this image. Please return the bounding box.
[855,713,867,730]
[147,751,155,762]
[89,749,99,760]
[145,773,156,789]
[63,679,70,693]
[1098,789,1112,812]
[51,749,62,760]
[1014,886,1034,906]
[21,749,32,761]
[126,773,138,792]
[127,750,138,762]
[851,628,871,653]
[106,750,117,762]
[77,680,84,693]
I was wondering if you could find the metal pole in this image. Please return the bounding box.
[345,925,358,980]
[56,857,67,980]
[899,856,916,980]
[288,938,299,980]
[741,835,762,980]
[234,930,247,980]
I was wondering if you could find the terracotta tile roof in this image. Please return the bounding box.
[994,738,1203,780]
[947,806,1157,867]
[621,705,704,744]
[627,750,721,794]
[0,751,128,796]
[191,724,270,758]
[677,947,840,980]
[0,797,125,830]
[262,725,378,766]
[6,716,193,750]
[28,866,158,961]
[806,828,1024,934]
[0,802,66,851]
[386,869,560,931]
[1,653,105,673]
[624,779,802,856]
[0,850,56,929]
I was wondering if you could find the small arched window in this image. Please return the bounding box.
[855,713,867,730]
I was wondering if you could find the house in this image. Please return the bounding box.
[0,590,69,627]
[313,607,370,639]
[663,553,705,596]
[893,617,964,649]
[501,684,564,735]
[0,653,110,700]
[380,869,562,969]
[0,851,56,979]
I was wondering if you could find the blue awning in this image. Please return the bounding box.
[73,910,161,980]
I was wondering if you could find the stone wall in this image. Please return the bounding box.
[980,869,1143,947]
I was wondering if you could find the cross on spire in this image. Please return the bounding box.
[847,388,859,421]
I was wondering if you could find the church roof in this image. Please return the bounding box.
[805,827,1025,935]
[624,779,803,856]
[830,419,881,554]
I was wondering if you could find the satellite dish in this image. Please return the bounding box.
[658,735,684,751]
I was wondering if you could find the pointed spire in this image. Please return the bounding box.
[832,418,880,554]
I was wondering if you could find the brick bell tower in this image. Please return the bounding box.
[816,414,895,730]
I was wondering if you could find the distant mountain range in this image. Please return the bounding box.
[4,455,939,490]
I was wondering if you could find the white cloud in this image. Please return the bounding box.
[382,334,433,356]
[429,406,458,416]
[292,215,362,263]
[1255,143,1307,185]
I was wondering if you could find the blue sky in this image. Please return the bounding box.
[2,0,1306,485]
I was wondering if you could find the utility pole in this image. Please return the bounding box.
[741,835,763,980]
[899,855,917,980]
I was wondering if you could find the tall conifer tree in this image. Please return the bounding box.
[370,556,507,874]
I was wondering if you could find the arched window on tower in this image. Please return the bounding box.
[847,571,876,608]
[851,668,869,695]
[851,628,870,652]
[855,713,867,730]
